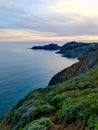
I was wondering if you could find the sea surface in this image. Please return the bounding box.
[0,42,78,117]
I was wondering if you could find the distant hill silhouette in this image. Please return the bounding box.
[31,43,60,50]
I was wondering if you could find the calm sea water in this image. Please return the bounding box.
[0,42,78,117]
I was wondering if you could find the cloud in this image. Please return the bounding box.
[0,29,98,42]
[49,0,98,16]
[0,0,98,42]
[0,29,57,42]
[15,13,98,37]
[0,0,15,10]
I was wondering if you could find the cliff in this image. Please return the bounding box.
[49,51,98,86]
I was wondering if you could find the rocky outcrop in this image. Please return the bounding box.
[48,51,98,86]
[31,43,60,50]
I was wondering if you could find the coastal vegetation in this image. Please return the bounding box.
[1,65,98,130]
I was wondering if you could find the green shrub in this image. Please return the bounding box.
[24,118,53,130]
[38,118,53,127]
[64,106,75,122]
[95,121,98,130]
[54,105,75,123]
[88,115,98,129]
[49,95,63,109]
[89,103,98,114]
[34,100,55,115]
[78,108,90,120]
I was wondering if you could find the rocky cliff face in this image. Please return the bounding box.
[48,51,98,86]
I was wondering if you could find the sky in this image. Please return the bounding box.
[0,0,98,42]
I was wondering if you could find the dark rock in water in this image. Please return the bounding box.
[48,51,98,86]
[31,43,60,50]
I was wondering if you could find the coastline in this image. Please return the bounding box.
[0,42,78,118]
[0,42,98,130]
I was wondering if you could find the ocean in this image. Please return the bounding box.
[0,42,78,117]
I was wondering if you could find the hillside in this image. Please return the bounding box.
[0,65,98,130]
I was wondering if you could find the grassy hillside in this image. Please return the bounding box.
[1,65,98,130]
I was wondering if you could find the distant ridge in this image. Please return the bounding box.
[31,43,60,50]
